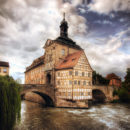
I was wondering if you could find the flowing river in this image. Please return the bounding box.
[14,101,130,130]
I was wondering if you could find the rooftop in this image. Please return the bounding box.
[0,61,9,67]
[54,36,82,50]
[25,55,44,72]
[56,51,83,70]
[106,73,121,80]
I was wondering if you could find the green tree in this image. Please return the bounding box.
[124,68,130,89]
[92,71,109,85]
[0,76,21,130]
[118,68,130,103]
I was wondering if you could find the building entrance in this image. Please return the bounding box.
[46,73,51,84]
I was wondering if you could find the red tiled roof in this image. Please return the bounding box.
[56,51,83,70]
[106,73,121,80]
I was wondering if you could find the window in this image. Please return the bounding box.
[57,81,60,85]
[74,80,77,85]
[57,72,60,76]
[88,92,91,95]
[49,55,52,61]
[78,81,80,85]
[69,71,72,75]
[88,73,91,77]
[69,80,72,85]
[68,92,71,96]
[82,72,84,76]
[75,71,78,76]
[63,92,66,96]
[63,60,67,63]
[83,81,86,86]
[81,92,84,96]
[61,49,65,56]
[72,58,76,61]
[80,65,82,68]
[3,68,7,73]
[88,81,91,86]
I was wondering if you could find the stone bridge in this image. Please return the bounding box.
[92,85,115,102]
[21,84,55,106]
[21,84,115,106]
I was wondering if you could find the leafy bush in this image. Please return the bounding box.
[118,87,130,103]
[0,76,21,130]
[116,68,130,103]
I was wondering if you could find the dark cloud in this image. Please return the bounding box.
[24,46,39,52]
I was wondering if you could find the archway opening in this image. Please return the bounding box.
[92,89,106,103]
[33,91,54,107]
[46,73,51,84]
[21,93,25,100]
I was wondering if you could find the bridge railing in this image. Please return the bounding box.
[21,84,54,91]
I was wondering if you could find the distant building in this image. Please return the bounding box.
[106,73,121,87]
[25,14,93,101]
[0,61,9,76]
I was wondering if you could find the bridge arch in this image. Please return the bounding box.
[21,84,55,107]
[92,89,106,103]
[32,91,54,107]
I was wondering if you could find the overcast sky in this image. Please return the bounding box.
[0,0,130,83]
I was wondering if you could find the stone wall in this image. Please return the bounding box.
[56,98,88,108]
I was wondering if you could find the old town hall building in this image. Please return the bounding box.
[25,15,93,106]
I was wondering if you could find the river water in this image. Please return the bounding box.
[14,101,130,130]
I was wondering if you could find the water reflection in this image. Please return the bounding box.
[15,101,130,130]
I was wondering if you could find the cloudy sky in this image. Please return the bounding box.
[0,0,130,83]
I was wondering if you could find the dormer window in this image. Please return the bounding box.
[61,49,65,56]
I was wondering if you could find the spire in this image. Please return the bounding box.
[60,12,68,37]
[63,12,65,20]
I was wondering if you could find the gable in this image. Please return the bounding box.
[74,52,93,71]
[43,39,53,48]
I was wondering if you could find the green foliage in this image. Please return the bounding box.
[0,76,21,130]
[92,71,109,85]
[118,87,130,103]
[115,68,130,103]
[124,68,130,85]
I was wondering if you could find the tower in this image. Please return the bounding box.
[60,13,68,37]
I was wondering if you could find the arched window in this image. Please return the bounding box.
[61,49,65,56]
[46,73,51,84]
